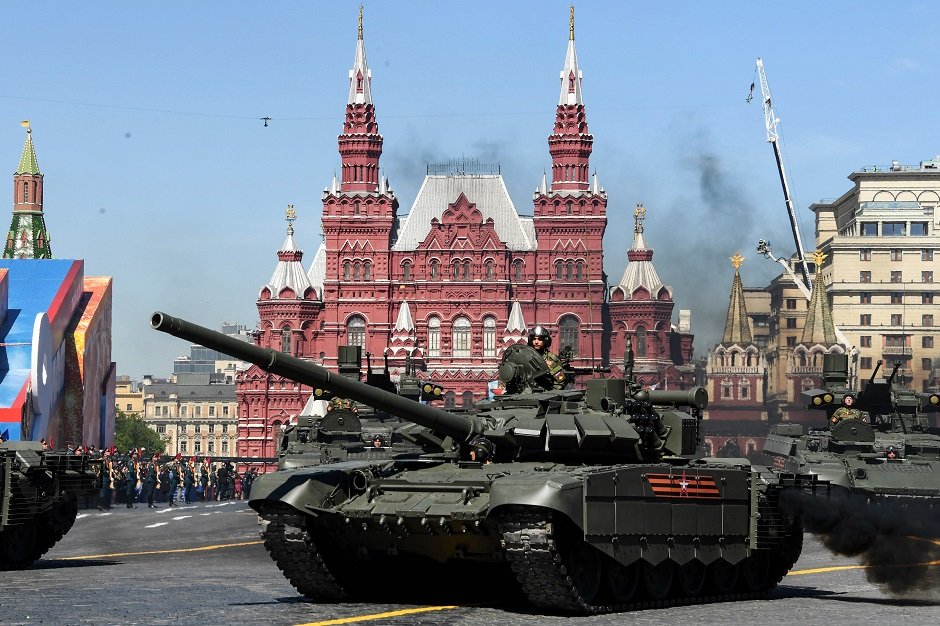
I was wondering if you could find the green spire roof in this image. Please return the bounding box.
[16,130,40,175]
[801,253,838,346]
[722,266,753,345]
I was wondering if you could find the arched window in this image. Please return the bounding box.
[513,260,523,280]
[555,260,563,280]
[565,261,573,281]
[343,261,350,281]
[427,316,441,357]
[281,327,291,354]
[23,182,29,203]
[485,260,494,279]
[354,202,360,215]
[566,201,573,215]
[483,316,497,357]
[363,261,371,281]
[559,315,579,357]
[576,261,584,280]
[462,260,470,279]
[346,315,366,348]
[452,316,471,357]
[444,391,456,409]
[462,391,475,409]
[430,259,439,280]
[452,261,460,279]
[162,406,168,417]
[353,262,361,281]
[635,327,647,357]
[402,260,412,281]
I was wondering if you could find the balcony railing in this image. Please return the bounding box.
[882,346,913,356]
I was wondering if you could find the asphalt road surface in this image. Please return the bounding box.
[1,500,938,626]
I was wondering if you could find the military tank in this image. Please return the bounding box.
[277,346,425,470]
[153,311,816,613]
[763,353,940,504]
[0,442,100,569]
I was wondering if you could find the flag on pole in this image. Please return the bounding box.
[20,120,30,128]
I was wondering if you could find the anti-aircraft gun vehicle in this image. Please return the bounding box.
[0,442,100,570]
[153,311,817,613]
[762,353,940,505]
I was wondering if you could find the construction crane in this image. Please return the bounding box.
[753,58,812,290]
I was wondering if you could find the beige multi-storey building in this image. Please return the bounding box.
[115,375,145,416]
[812,157,940,392]
[142,374,238,457]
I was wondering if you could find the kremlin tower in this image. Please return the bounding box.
[4,123,52,259]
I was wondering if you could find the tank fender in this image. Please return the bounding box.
[487,473,584,531]
[248,460,375,516]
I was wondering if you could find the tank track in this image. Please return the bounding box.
[0,497,79,570]
[498,508,780,615]
[259,508,348,602]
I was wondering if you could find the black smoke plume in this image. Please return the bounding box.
[780,489,940,597]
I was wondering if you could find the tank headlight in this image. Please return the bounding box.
[812,396,823,405]
[823,393,834,403]
[930,394,940,406]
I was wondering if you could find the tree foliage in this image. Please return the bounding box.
[114,410,165,455]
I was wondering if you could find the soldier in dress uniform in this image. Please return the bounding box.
[125,450,140,508]
[528,326,567,390]
[143,453,160,508]
[98,448,114,510]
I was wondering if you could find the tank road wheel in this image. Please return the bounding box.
[740,552,771,592]
[676,559,707,597]
[565,543,603,604]
[642,560,674,601]
[0,523,39,570]
[709,559,739,594]
[606,561,640,604]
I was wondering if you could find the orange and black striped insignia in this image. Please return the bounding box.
[646,471,721,499]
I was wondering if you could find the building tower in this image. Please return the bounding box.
[703,253,767,457]
[782,250,844,424]
[236,207,321,463]
[4,123,52,259]
[530,5,608,368]
[319,7,398,364]
[608,204,694,387]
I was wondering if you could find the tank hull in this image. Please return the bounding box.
[0,443,100,570]
[250,457,813,612]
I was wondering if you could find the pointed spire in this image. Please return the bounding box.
[506,300,527,333]
[722,253,753,345]
[347,5,372,105]
[801,251,839,345]
[261,206,315,299]
[615,204,668,298]
[539,170,548,194]
[592,171,599,194]
[393,300,415,332]
[558,5,583,106]
[17,124,40,175]
[330,173,339,194]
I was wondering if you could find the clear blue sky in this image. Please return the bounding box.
[2,1,938,378]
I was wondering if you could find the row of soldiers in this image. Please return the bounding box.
[93,450,259,509]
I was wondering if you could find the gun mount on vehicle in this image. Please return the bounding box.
[153,311,816,613]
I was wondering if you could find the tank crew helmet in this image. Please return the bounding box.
[371,434,385,447]
[527,325,551,348]
[468,435,496,463]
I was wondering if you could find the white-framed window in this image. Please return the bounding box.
[483,316,497,357]
[427,316,441,357]
[452,316,471,357]
[347,315,366,347]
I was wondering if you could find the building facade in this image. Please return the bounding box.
[235,11,697,463]
[143,375,238,458]
[812,158,940,392]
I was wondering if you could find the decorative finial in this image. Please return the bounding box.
[358,4,363,40]
[569,4,575,40]
[285,204,296,234]
[633,203,647,233]
[730,252,745,269]
[810,250,827,266]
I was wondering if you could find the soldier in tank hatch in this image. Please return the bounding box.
[528,325,566,390]
[468,435,495,464]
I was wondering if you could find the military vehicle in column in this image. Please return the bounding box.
[0,442,100,569]
[762,353,940,505]
[152,311,817,613]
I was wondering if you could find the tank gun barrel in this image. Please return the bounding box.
[151,312,482,442]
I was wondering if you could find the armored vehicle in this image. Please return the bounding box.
[277,346,425,470]
[0,442,100,569]
[763,353,940,505]
[153,311,815,613]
